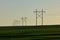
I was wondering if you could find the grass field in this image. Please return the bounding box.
[0,25,60,40]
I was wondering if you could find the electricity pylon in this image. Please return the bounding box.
[39,9,45,26]
[13,20,20,26]
[34,9,45,26]
[24,17,27,26]
[21,17,27,26]
[21,17,24,26]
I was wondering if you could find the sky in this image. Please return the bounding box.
[0,0,60,26]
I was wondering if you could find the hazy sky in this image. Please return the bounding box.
[0,0,60,26]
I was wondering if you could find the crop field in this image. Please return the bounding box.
[0,25,60,40]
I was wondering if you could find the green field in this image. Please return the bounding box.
[0,25,60,40]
